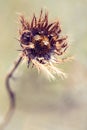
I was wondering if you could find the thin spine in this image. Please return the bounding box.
[0,54,23,130]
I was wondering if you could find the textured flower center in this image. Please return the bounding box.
[33,35,51,56]
[20,30,51,57]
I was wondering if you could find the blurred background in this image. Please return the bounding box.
[0,0,87,130]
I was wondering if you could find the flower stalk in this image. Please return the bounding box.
[0,54,23,130]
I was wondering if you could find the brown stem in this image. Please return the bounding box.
[0,54,23,130]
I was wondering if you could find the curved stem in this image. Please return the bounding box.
[0,54,23,130]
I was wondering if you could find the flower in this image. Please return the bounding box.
[18,10,68,80]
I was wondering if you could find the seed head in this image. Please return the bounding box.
[18,10,69,80]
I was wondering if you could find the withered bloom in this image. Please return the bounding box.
[1,10,70,130]
[19,10,68,79]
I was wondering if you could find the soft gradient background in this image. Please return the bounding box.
[0,0,87,130]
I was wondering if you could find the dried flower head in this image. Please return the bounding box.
[19,10,68,79]
[1,10,71,130]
